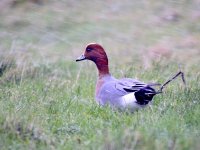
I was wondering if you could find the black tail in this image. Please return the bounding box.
[156,71,186,93]
[135,71,186,105]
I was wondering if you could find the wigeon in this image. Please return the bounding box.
[76,43,185,111]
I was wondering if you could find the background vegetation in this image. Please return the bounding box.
[0,0,200,149]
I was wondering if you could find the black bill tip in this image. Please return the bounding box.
[76,54,86,62]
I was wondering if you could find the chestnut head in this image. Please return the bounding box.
[76,43,108,64]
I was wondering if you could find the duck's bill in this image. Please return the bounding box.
[76,54,86,62]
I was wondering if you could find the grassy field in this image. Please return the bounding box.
[0,0,200,149]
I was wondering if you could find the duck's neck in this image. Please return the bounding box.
[97,64,110,78]
[95,58,110,78]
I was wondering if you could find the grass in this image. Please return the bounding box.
[0,0,200,149]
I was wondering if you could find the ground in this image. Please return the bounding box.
[0,0,200,149]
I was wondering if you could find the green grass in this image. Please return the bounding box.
[0,0,200,149]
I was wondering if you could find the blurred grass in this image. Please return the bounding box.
[0,0,200,149]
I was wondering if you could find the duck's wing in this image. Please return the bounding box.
[97,78,141,98]
[97,78,158,106]
[115,78,158,105]
[115,78,149,93]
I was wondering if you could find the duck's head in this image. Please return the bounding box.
[76,43,108,63]
[76,43,110,76]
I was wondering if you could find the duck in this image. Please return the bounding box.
[76,43,185,111]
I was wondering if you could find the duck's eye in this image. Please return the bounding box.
[86,47,93,52]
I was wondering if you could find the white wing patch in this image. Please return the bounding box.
[120,92,146,111]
